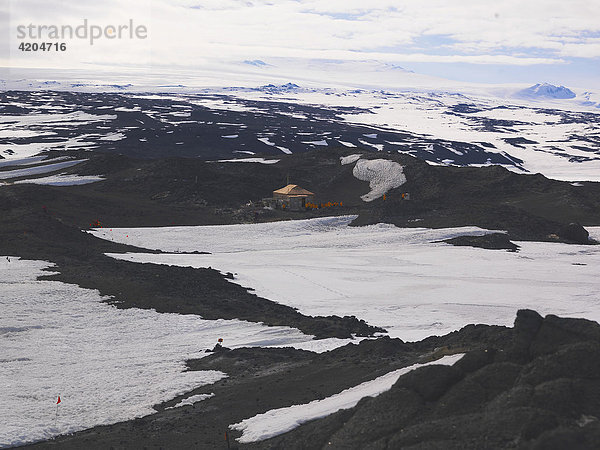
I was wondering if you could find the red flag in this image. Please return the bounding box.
[56,396,61,405]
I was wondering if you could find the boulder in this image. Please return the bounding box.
[557,223,590,244]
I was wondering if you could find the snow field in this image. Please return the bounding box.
[93,217,600,342]
[230,353,465,443]
[0,258,332,447]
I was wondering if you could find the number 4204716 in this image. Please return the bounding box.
[19,42,67,52]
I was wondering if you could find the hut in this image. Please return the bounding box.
[265,184,315,210]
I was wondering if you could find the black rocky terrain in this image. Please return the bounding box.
[0,89,563,168]
[3,88,600,168]
[441,233,519,251]
[3,146,599,243]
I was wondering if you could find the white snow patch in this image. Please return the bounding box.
[169,111,191,118]
[267,337,362,353]
[0,143,54,160]
[0,130,56,139]
[352,159,406,201]
[114,106,141,112]
[216,158,280,165]
[358,139,385,151]
[0,160,87,180]
[425,160,447,166]
[588,227,600,242]
[0,156,69,168]
[231,353,464,443]
[98,132,125,141]
[338,140,357,148]
[257,137,276,146]
[233,150,256,155]
[302,140,328,146]
[340,154,362,165]
[0,112,116,126]
[276,146,292,155]
[166,394,214,409]
[222,135,239,139]
[12,174,104,186]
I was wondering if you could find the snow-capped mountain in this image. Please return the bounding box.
[517,82,576,99]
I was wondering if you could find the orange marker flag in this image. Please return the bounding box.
[56,395,61,405]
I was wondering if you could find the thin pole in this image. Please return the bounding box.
[55,394,60,428]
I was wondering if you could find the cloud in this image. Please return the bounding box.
[4,0,599,76]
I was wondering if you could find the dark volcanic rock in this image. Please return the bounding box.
[395,364,464,401]
[557,222,591,244]
[254,310,600,450]
[442,232,519,251]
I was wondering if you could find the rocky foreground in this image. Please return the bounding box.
[255,310,600,449]
[22,310,600,449]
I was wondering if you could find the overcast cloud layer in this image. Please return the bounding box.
[2,0,600,87]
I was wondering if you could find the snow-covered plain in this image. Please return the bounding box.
[0,258,335,448]
[230,353,464,443]
[91,216,600,342]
